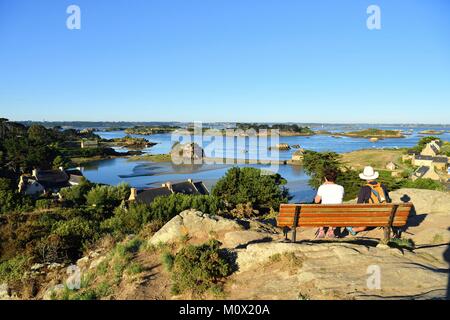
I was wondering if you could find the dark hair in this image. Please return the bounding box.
[323,169,338,182]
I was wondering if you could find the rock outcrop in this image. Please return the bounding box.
[146,193,450,300]
[149,210,245,245]
[228,241,449,300]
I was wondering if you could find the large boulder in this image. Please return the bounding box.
[222,230,273,249]
[390,188,450,216]
[149,209,244,245]
[228,242,449,300]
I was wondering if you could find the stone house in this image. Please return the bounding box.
[18,167,84,196]
[412,166,440,181]
[386,162,397,171]
[129,179,209,205]
[291,149,305,161]
[80,139,98,149]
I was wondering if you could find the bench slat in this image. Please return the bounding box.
[277,211,410,218]
[276,203,412,229]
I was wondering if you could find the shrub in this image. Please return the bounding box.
[212,167,288,215]
[85,183,130,208]
[388,238,415,250]
[0,178,23,214]
[35,198,55,210]
[302,151,341,189]
[0,255,29,283]
[169,240,232,296]
[401,179,445,191]
[101,203,149,236]
[59,179,92,206]
[148,194,224,223]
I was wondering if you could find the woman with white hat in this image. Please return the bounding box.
[346,166,391,236]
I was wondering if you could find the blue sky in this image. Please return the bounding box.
[0,0,449,123]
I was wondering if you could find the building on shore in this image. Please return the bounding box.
[170,142,204,163]
[386,161,397,171]
[18,167,84,196]
[291,149,305,161]
[129,179,209,205]
[412,166,440,181]
[80,139,99,149]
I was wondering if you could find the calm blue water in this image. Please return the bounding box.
[82,126,450,203]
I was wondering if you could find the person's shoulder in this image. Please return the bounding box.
[335,184,345,191]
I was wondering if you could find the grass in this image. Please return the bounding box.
[126,262,144,275]
[161,252,175,272]
[341,149,405,170]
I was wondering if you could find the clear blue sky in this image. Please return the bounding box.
[1,0,449,123]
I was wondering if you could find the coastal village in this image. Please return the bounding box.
[14,133,450,201]
[2,120,450,301]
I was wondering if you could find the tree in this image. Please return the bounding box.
[0,178,20,214]
[212,167,288,215]
[28,124,54,146]
[52,155,73,169]
[302,151,341,189]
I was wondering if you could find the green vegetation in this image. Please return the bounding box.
[337,128,404,138]
[127,153,172,162]
[401,178,446,191]
[125,126,180,135]
[107,135,155,149]
[163,240,233,296]
[407,136,442,154]
[234,123,314,135]
[0,255,29,283]
[388,238,415,250]
[303,150,444,201]
[212,167,289,216]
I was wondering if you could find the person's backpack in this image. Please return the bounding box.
[367,183,386,203]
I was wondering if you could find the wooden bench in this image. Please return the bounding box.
[277,203,413,242]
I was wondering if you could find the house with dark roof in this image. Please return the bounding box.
[129,179,209,205]
[412,166,440,181]
[18,167,85,196]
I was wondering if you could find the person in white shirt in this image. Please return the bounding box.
[314,169,345,238]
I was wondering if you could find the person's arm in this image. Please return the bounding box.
[314,195,322,204]
[357,186,368,204]
[382,185,392,203]
[315,186,323,204]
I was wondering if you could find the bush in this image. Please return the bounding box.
[0,178,22,214]
[169,240,232,296]
[59,179,93,206]
[212,167,288,215]
[85,183,130,208]
[302,151,341,189]
[148,194,224,223]
[0,255,29,283]
[35,198,55,210]
[101,203,150,236]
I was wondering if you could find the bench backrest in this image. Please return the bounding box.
[277,203,413,228]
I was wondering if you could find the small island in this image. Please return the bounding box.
[331,128,405,139]
[125,126,180,135]
[418,130,445,135]
[105,135,157,149]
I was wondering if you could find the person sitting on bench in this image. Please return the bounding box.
[346,166,392,236]
[314,168,344,238]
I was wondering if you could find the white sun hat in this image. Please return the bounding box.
[359,166,379,180]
